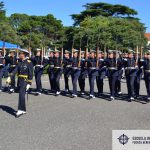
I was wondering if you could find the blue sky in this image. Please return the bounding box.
[3,0,150,32]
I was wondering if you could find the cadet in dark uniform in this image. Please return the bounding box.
[31,48,44,95]
[105,50,122,100]
[96,51,106,96]
[87,50,98,99]
[0,50,5,92]
[53,50,63,96]
[47,50,55,92]
[78,51,87,95]
[141,51,150,102]
[7,49,18,93]
[71,49,81,98]
[63,50,72,94]
[114,51,123,95]
[6,49,33,118]
[123,50,138,102]
[134,53,143,98]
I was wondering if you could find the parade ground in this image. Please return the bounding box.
[0,76,150,150]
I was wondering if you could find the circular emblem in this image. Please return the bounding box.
[118,134,129,145]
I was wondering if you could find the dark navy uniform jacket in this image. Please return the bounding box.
[31,56,42,66]
[10,59,33,86]
[47,57,54,73]
[7,56,18,73]
[123,58,138,76]
[63,57,72,77]
[86,58,98,76]
[105,58,122,77]
[80,58,88,78]
[141,58,150,79]
[71,57,79,68]
[98,58,106,78]
[70,57,81,76]
[53,57,62,67]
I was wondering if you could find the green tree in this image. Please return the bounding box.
[71,2,138,26]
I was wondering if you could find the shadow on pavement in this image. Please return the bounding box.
[0,105,17,117]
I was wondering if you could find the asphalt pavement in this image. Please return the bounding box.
[0,76,150,150]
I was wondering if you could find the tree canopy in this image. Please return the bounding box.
[71,2,138,26]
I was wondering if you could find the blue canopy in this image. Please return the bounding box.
[0,40,20,49]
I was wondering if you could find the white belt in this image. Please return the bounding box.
[89,67,96,70]
[125,67,136,70]
[49,65,54,67]
[72,67,78,69]
[66,65,71,68]
[54,67,61,69]
[108,67,117,70]
[10,65,16,67]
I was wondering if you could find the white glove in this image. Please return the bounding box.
[6,77,11,84]
[26,84,31,91]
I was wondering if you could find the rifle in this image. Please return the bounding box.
[84,47,88,68]
[136,45,139,65]
[78,48,81,68]
[140,46,143,59]
[28,47,31,58]
[115,51,119,68]
[16,47,19,59]
[2,41,6,57]
[61,47,64,66]
[104,45,107,59]
[41,47,44,65]
[96,47,99,68]
[71,47,74,58]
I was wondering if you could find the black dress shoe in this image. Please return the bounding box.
[70,95,77,98]
[87,96,92,100]
[87,95,95,100]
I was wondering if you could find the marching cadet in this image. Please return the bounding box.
[123,50,138,102]
[141,51,150,102]
[87,50,98,99]
[53,49,63,96]
[134,52,143,98]
[0,50,5,92]
[31,48,44,95]
[63,50,72,94]
[96,51,106,96]
[114,51,123,95]
[78,51,87,95]
[6,49,33,118]
[70,49,81,98]
[47,50,55,92]
[7,49,18,93]
[105,50,122,100]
